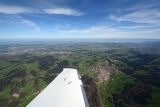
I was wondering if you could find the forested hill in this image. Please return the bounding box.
[0,41,159,107]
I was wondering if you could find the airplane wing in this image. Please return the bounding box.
[27,68,89,107]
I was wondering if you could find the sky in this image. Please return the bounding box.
[0,0,160,39]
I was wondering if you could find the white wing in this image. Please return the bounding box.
[27,68,89,107]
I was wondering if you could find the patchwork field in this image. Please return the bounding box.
[0,41,160,107]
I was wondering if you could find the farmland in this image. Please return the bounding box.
[0,40,160,107]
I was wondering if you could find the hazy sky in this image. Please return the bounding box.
[0,0,160,39]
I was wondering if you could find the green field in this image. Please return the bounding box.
[0,41,160,107]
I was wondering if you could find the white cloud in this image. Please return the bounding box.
[109,3,160,25]
[13,15,41,32]
[21,19,41,32]
[110,9,160,25]
[118,25,159,29]
[106,3,160,39]
[53,25,160,39]
[0,5,84,16]
[59,26,113,34]
[43,8,84,16]
[0,5,32,14]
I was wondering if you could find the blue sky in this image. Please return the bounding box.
[0,0,160,39]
